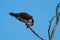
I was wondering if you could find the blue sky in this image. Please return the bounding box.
[0,0,60,40]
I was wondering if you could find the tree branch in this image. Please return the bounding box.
[48,2,60,40]
[28,27,44,40]
[50,2,60,40]
[48,16,56,40]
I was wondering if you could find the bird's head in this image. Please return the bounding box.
[25,18,34,28]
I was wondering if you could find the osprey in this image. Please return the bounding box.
[9,12,34,28]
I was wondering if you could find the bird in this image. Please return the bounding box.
[9,12,34,28]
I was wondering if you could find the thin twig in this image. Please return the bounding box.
[48,16,56,40]
[50,2,60,40]
[28,27,44,40]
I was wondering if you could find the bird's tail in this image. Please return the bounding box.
[9,12,16,16]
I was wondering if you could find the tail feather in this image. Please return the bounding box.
[9,13,15,16]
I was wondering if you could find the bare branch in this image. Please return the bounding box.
[28,27,44,40]
[48,16,56,40]
[50,2,60,40]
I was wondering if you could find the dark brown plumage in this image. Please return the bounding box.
[9,12,34,28]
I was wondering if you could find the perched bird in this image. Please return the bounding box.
[9,12,34,28]
[9,12,43,40]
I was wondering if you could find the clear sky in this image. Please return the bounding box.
[0,0,60,40]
